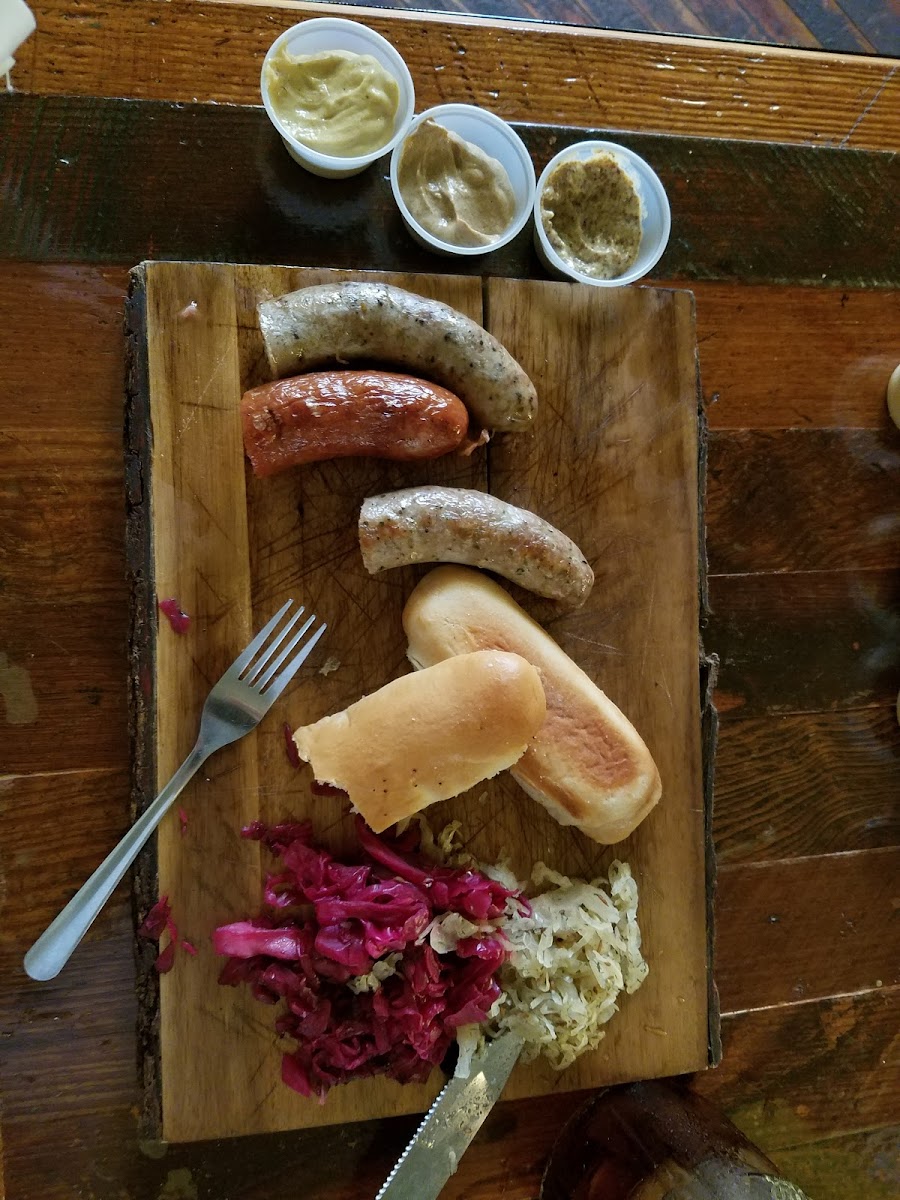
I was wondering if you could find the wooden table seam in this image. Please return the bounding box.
[720,981,899,1020]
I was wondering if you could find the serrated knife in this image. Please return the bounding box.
[375,1033,525,1199]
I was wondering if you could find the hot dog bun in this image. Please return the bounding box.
[292,650,546,833]
[403,566,661,844]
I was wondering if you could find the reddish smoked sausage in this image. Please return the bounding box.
[241,370,469,477]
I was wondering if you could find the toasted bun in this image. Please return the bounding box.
[403,566,662,844]
[292,650,546,833]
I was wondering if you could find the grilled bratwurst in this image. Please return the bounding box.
[257,282,537,432]
[359,486,594,607]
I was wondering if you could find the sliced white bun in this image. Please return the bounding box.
[403,566,662,844]
[292,649,546,833]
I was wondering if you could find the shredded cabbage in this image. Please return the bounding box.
[215,818,519,1100]
[347,952,402,994]
[217,813,648,1096]
[488,859,648,1069]
[429,819,649,1076]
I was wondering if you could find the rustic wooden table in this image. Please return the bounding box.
[1,3,898,1198]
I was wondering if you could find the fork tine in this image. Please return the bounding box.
[261,621,328,702]
[244,605,306,685]
[226,599,293,678]
[254,613,315,690]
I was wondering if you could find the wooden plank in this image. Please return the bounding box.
[782,0,879,55]
[0,768,131,940]
[668,0,819,47]
[17,1,900,149]
[715,848,900,1012]
[838,0,900,57]
[2,95,899,289]
[696,987,900,1148]
[127,264,709,1140]
[0,428,126,602]
[271,0,882,55]
[708,568,900,715]
[707,429,900,575]
[0,770,138,1197]
[0,600,129,774]
[0,422,130,770]
[0,263,128,432]
[140,261,271,1144]
[714,707,900,864]
[686,282,900,430]
[773,1127,900,1200]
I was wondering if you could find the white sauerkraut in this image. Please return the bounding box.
[347,951,401,994]
[407,816,649,1074]
[487,860,648,1069]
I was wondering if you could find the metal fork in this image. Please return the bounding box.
[24,600,326,982]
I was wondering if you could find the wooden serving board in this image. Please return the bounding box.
[125,261,713,1142]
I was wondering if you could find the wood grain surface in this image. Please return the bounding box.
[3,95,899,290]
[127,262,709,1139]
[3,3,900,1191]
[272,0,900,56]
[14,1,900,150]
[3,232,898,1193]
[708,568,900,716]
[714,709,900,863]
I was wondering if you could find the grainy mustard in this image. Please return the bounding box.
[541,152,642,279]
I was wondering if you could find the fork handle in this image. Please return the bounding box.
[23,743,209,981]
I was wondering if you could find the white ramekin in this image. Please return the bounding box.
[534,140,671,287]
[0,0,36,76]
[260,18,415,179]
[390,104,536,257]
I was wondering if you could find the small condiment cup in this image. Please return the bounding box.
[260,18,415,179]
[389,104,536,257]
[533,140,671,287]
[0,0,36,77]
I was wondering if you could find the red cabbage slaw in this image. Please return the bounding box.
[158,598,191,634]
[214,817,523,1101]
[137,895,179,973]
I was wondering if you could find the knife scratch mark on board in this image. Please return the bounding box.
[178,353,231,440]
[657,669,674,711]
[639,578,657,680]
[838,64,898,148]
[565,632,625,656]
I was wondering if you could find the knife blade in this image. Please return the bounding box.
[375,1033,524,1200]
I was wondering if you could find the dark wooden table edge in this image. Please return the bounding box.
[124,263,163,1137]
[697,347,722,1070]
[122,260,721,1139]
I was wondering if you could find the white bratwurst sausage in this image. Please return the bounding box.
[359,486,594,607]
[257,282,537,432]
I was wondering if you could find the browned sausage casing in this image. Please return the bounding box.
[359,486,594,607]
[241,371,469,477]
[257,282,537,432]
